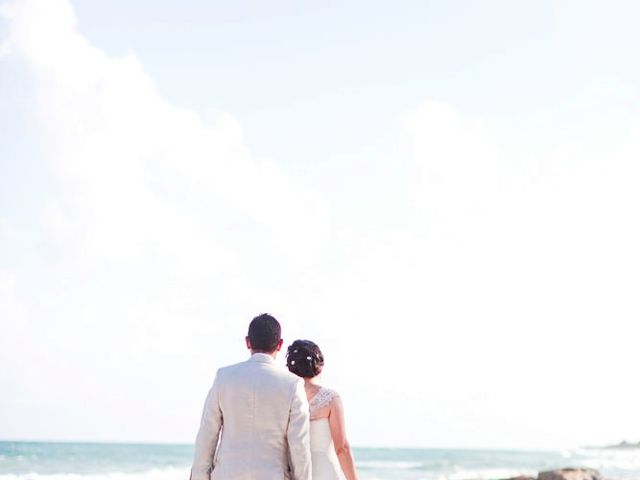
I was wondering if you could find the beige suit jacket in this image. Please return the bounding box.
[191,353,312,480]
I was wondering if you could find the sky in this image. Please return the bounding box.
[1,0,640,450]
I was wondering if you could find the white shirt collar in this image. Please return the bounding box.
[249,352,275,364]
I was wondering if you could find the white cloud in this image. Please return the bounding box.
[318,97,640,448]
[0,269,27,334]
[0,0,329,442]
[2,0,327,269]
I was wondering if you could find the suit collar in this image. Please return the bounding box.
[249,352,275,364]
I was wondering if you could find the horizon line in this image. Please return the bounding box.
[0,438,580,452]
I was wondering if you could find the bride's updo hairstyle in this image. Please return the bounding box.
[286,340,324,378]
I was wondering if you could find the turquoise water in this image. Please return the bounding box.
[2,441,640,479]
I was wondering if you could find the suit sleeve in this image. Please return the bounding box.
[190,370,223,480]
[286,379,312,480]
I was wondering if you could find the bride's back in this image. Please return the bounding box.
[308,387,342,479]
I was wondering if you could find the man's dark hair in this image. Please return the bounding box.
[248,313,281,352]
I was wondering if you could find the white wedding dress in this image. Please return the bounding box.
[308,387,342,480]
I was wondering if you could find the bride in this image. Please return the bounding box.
[286,340,359,480]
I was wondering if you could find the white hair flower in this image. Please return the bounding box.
[290,360,295,365]
[307,356,312,360]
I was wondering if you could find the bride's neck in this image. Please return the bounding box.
[304,377,320,386]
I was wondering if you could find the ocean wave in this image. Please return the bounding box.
[573,448,640,471]
[0,467,189,480]
[357,462,537,480]
[0,465,535,480]
[433,468,537,480]
[357,460,425,470]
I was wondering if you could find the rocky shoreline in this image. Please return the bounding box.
[502,468,603,480]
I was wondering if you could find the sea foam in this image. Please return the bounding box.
[0,467,188,480]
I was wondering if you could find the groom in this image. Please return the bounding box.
[190,313,312,480]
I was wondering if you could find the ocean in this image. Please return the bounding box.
[1,441,640,480]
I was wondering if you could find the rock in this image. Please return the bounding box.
[604,440,640,449]
[538,468,603,480]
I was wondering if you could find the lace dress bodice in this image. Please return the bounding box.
[309,387,338,420]
[308,387,342,479]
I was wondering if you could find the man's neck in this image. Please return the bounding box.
[251,350,277,359]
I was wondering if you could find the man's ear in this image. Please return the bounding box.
[245,336,251,350]
[275,338,284,352]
